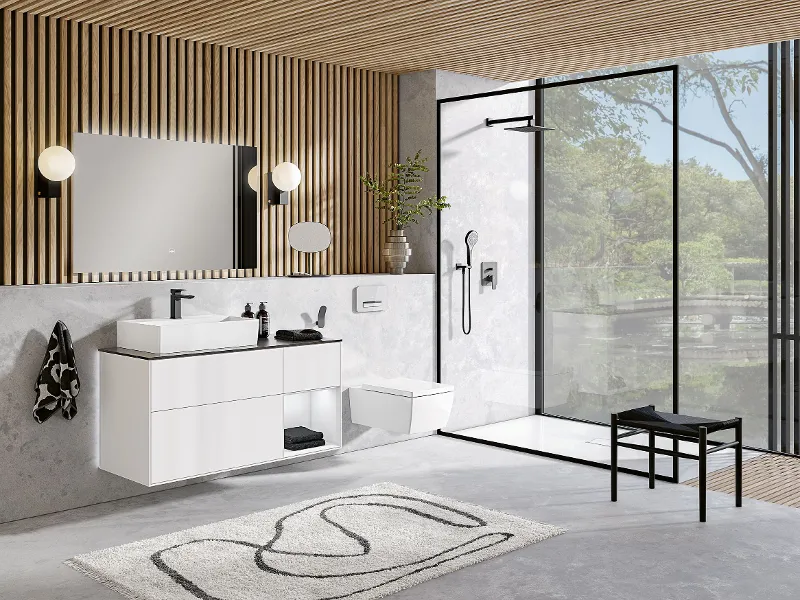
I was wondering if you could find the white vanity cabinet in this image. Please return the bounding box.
[99,340,341,486]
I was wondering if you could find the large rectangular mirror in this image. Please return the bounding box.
[71,134,258,274]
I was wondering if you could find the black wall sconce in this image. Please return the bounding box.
[36,145,75,198]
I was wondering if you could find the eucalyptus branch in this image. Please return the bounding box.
[360,150,450,230]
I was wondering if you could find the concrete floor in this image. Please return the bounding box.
[3,436,800,600]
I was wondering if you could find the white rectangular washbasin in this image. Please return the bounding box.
[117,315,259,354]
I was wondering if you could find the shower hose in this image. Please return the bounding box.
[461,265,472,335]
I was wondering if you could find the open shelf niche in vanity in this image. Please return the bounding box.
[98,338,342,487]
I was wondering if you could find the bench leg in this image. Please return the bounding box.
[699,426,707,522]
[735,418,743,508]
[611,413,618,502]
[649,430,656,489]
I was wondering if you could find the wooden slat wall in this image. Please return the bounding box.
[0,8,397,285]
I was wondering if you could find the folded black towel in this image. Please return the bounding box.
[275,329,323,341]
[34,321,81,424]
[285,438,326,452]
[284,426,324,444]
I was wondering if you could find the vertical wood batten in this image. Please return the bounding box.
[265,54,275,276]
[371,69,378,273]
[290,56,299,275]
[13,12,22,284]
[25,13,35,284]
[57,17,68,282]
[273,55,283,276]
[149,33,158,141]
[176,37,184,141]
[211,44,220,143]
[194,40,202,143]
[68,19,77,281]
[168,36,176,140]
[333,65,341,275]
[47,16,57,283]
[2,10,10,284]
[203,43,211,144]
[352,68,359,274]
[130,30,138,137]
[297,57,306,269]
[342,66,348,276]
[347,67,355,274]
[35,15,45,284]
[378,72,387,274]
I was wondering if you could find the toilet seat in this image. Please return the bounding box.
[361,378,454,398]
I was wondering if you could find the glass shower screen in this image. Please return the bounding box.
[438,67,677,478]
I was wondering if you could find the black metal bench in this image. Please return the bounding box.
[611,405,742,522]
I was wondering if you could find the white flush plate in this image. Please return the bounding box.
[355,285,387,313]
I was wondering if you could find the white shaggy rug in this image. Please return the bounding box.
[66,482,565,600]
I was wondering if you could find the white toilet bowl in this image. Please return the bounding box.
[350,378,454,434]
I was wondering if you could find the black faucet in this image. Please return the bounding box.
[170,288,195,319]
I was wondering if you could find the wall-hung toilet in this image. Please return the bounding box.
[350,378,454,434]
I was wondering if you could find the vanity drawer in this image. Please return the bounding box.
[150,395,283,485]
[283,343,341,393]
[150,350,283,411]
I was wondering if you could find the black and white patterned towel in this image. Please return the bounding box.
[33,321,80,424]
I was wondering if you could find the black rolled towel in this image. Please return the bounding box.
[275,329,323,341]
[284,426,324,444]
[284,438,326,452]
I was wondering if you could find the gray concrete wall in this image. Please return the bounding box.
[0,274,435,523]
[398,70,438,275]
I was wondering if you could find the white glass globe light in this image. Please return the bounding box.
[38,146,76,181]
[247,166,261,192]
[271,161,301,192]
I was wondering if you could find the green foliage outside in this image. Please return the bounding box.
[543,61,768,310]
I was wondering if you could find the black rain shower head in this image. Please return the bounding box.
[485,115,553,133]
[504,123,553,133]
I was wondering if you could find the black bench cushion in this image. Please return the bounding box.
[616,406,739,435]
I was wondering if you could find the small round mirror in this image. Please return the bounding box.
[288,222,332,253]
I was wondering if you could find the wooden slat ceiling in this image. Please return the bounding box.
[3,0,800,81]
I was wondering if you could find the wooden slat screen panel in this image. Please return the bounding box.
[0,8,398,285]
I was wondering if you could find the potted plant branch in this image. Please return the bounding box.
[360,150,450,274]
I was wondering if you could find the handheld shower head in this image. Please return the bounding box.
[465,230,478,267]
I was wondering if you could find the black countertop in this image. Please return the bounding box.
[99,336,342,360]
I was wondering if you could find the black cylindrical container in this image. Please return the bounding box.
[257,302,270,339]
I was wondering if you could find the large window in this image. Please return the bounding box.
[542,46,771,449]
[542,69,675,425]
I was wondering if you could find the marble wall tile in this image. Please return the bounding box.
[0,274,435,523]
[437,72,537,430]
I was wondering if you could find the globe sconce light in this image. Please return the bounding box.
[37,145,76,198]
